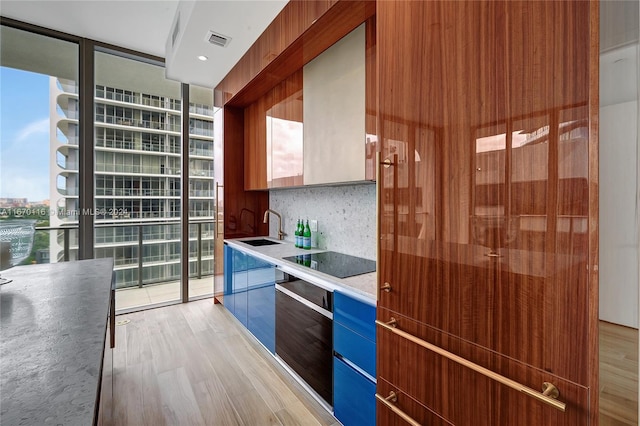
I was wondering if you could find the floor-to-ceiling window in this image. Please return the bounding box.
[92,51,189,311]
[188,84,215,300]
[0,24,79,271]
[1,19,217,312]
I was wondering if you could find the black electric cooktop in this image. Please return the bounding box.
[283,251,376,279]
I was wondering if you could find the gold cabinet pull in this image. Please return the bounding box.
[375,320,567,412]
[375,392,421,426]
[380,282,392,292]
[383,317,397,328]
[542,382,560,399]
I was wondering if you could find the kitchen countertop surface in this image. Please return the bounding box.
[0,258,114,426]
[225,237,376,302]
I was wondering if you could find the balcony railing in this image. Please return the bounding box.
[34,219,216,289]
[189,148,214,157]
[96,115,181,133]
[189,190,215,198]
[96,188,181,197]
[188,127,214,137]
[189,104,215,117]
[60,110,79,119]
[189,169,214,177]
[96,91,181,111]
[58,82,78,94]
[57,187,79,196]
[59,136,79,146]
[95,162,179,176]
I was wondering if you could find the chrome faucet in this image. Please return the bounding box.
[263,209,285,240]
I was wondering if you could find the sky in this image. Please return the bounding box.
[0,66,51,202]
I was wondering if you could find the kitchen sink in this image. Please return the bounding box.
[242,239,281,247]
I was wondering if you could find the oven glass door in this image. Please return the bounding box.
[275,275,333,406]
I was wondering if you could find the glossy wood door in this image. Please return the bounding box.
[244,71,303,190]
[376,1,598,425]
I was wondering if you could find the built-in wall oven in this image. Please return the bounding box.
[275,269,333,407]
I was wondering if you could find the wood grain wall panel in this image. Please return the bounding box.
[377,308,590,425]
[377,308,493,425]
[223,106,269,237]
[216,0,375,108]
[377,0,597,422]
[244,95,271,190]
[379,244,589,384]
[377,378,453,426]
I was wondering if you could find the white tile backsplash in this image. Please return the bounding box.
[268,183,376,260]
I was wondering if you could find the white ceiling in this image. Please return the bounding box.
[0,0,288,89]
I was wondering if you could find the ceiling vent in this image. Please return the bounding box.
[171,14,180,48]
[205,30,231,48]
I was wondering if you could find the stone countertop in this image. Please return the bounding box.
[225,237,376,303]
[0,258,114,426]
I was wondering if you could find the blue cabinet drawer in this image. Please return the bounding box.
[334,322,376,378]
[334,356,376,426]
[334,291,376,342]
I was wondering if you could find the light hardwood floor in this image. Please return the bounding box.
[109,303,638,425]
[600,320,639,426]
[110,299,339,426]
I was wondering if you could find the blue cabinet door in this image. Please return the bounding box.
[247,283,275,353]
[247,256,276,353]
[233,249,248,326]
[224,245,276,352]
[333,290,376,377]
[223,245,248,326]
[334,357,376,426]
[223,244,235,316]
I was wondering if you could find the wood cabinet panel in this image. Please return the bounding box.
[377,377,453,426]
[377,0,598,423]
[377,307,590,425]
[244,71,303,190]
[244,94,271,190]
[378,244,589,384]
[223,106,268,237]
[244,16,375,189]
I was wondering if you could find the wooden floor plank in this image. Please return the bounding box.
[229,389,283,426]
[156,367,206,425]
[109,299,336,425]
[599,321,638,426]
[193,377,244,426]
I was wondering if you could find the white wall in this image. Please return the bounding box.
[267,183,376,260]
[599,44,639,328]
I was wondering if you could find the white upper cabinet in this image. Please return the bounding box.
[303,24,366,185]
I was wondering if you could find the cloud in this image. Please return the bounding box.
[16,118,49,143]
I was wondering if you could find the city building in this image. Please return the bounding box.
[49,73,215,288]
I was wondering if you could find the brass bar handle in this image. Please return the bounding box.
[375,320,567,412]
[380,282,392,292]
[375,392,421,426]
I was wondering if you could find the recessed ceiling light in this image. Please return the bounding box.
[198,55,208,61]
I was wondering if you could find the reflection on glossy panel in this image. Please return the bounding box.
[377,0,597,423]
[267,89,303,188]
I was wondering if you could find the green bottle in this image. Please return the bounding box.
[294,219,301,248]
[303,220,311,250]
